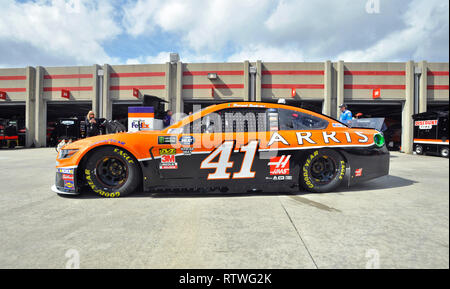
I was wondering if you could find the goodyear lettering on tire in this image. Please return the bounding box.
[302,150,319,189]
[85,169,121,198]
[338,160,345,180]
[114,148,134,164]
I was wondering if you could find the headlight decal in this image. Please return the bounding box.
[58,149,79,159]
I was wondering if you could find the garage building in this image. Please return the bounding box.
[0,59,448,153]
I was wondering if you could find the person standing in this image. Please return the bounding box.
[85,110,100,137]
[339,104,352,124]
[163,110,173,127]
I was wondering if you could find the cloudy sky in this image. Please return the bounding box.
[0,0,448,67]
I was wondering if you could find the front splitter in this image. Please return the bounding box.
[51,185,80,195]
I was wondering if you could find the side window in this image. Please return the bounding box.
[279,109,328,130]
[221,108,268,132]
[180,107,269,133]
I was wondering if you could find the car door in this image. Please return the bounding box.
[198,107,270,186]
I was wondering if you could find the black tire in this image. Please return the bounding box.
[440,147,449,158]
[8,141,16,149]
[415,145,424,155]
[300,149,346,193]
[83,146,141,198]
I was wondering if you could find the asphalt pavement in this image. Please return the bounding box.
[0,148,448,268]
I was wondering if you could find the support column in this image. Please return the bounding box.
[322,60,332,116]
[419,60,428,113]
[92,64,101,116]
[243,60,249,101]
[174,61,183,114]
[34,66,46,147]
[402,61,414,154]
[165,62,173,108]
[102,64,112,119]
[336,60,344,118]
[255,60,262,102]
[25,66,35,147]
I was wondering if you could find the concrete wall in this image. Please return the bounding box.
[0,61,448,151]
[0,68,28,102]
[107,64,167,101]
[343,62,407,101]
[426,62,449,102]
[260,62,325,101]
[181,62,248,101]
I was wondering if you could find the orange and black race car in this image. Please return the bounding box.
[52,102,389,198]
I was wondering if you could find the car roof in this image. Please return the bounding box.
[164,101,343,131]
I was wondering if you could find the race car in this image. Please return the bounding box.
[52,102,389,198]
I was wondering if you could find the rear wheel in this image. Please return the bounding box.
[83,147,141,197]
[440,147,449,158]
[415,145,424,155]
[300,149,346,193]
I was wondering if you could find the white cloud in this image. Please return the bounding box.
[0,0,447,67]
[227,44,305,62]
[123,0,448,62]
[337,0,449,62]
[0,0,122,66]
[125,50,216,64]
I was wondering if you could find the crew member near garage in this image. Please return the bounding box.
[339,104,353,124]
[163,110,173,127]
[85,110,100,137]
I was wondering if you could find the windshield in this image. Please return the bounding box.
[165,106,210,133]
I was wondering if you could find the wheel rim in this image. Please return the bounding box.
[95,156,128,188]
[416,146,423,154]
[442,149,449,157]
[310,156,337,184]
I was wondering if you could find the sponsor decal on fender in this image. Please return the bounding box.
[179,135,195,145]
[64,180,75,190]
[181,147,194,155]
[62,174,74,181]
[158,136,177,145]
[355,168,363,177]
[57,168,74,174]
[160,150,178,169]
[265,175,293,181]
[268,155,291,175]
[265,131,372,149]
[159,148,176,155]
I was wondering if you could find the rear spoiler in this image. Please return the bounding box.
[346,117,385,132]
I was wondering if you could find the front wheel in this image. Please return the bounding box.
[300,149,346,193]
[83,147,141,197]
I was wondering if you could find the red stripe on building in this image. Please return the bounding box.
[110,85,165,90]
[262,70,324,75]
[44,86,92,91]
[344,84,405,90]
[344,71,405,76]
[183,84,244,89]
[427,85,449,90]
[110,72,165,78]
[183,71,244,76]
[0,76,26,80]
[427,71,449,76]
[0,135,19,140]
[44,74,93,79]
[0,88,26,92]
[262,84,324,89]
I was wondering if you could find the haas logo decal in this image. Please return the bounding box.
[268,155,291,175]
